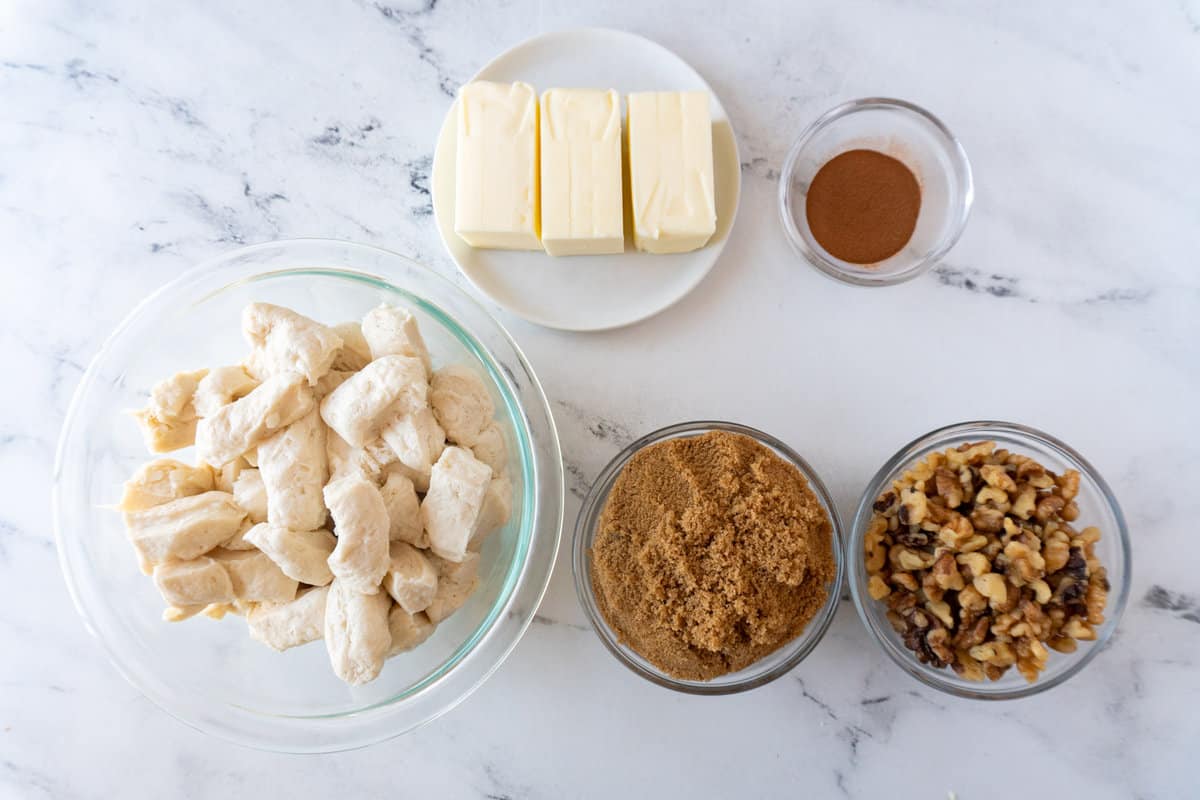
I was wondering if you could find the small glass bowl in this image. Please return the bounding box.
[779,97,974,286]
[572,421,845,694]
[848,421,1131,699]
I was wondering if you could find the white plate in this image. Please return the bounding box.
[432,28,741,332]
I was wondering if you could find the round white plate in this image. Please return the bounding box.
[432,28,741,332]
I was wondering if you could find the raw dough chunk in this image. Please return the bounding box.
[212,548,298,603]
[467,422,507,475]
[330,322,372,371]
[471,475,513,548]
[315,368,354,400]
[133,368,208,452]
[430,365,494,446]
[383,541,438,614]
[247,585,329,652]
[243,523,336,586]
[421,447,492,563]
[213,456,251,493]
[124,491,247,566]
[153,556,235,607]
[324,474,390,594]
[324,579,392,686]
[193,366,259,418]
[163,605,206,623]
[387,606,435,657]
[326,430,392,484]
[320,355,427,448]
[258,408,328,531]
[221,519,258,551]
[196,372,314,467]
[379,467,425,547]
[379,407,445,492]
[425,551,480,624]
[242,302,343,386]
[232,468,268,523]
[119,459,214,511]
[361,305,432,375]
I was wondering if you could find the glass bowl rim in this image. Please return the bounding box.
[777,96,975,287]
[572,419,846,695]
[847,419,1132,700]
[51,238,565,748]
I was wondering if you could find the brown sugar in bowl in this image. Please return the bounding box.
[571,421,846,694]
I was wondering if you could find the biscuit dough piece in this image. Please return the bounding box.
[211,548,299,603]
[471,475,513,548]
[196,372,314,467]
[320,355,427,448]
[213,456,251,493]
[386,606,436,657]
[221,519,258,551]
[425,551,480,624]
[326,430,391,484]
[193,365,259,418]
[315,368,354,400]
[232,468,268,523]
[242,302,343,386]
[247,585,329,652]
[119,459,214,512]
[153,556,235,607]
[124,491,247,566]
[421,447,492,563]
[133,368,208,452]
[467,422,506,475]
[324,578,392,685]
[163,604,206,623]
[430,365,494,446]
[330,322,372,372]
[379,407,445,492]
[258,408,328,531]
[324,474,390,594]
[243,523,336,586]
[361,305,432,375]
[379,466,425,547]
[383,541,438,614]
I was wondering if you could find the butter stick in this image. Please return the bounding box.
[626,91,716,254]
[454,81,541,250]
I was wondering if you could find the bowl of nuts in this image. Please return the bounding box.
[848,421,1130,699]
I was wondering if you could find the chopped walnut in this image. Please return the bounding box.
[864,441,1108,683]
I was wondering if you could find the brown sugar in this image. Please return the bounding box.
[590,430,836,681]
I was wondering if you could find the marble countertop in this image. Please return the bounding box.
[4,0,1198,797]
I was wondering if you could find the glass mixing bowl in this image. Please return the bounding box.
[52,239,564,751]
[848,421,1131,699]
[573,421,845,694]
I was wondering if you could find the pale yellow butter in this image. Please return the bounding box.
[539,88,624,256]
[626,91,716,254]
[454,81,541,250]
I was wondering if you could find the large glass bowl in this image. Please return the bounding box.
[52,239,564,751]
[848,421,1131,699]
[573,421,845,694]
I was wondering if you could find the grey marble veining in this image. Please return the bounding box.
[3,0,1198,797]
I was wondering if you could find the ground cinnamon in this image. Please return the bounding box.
[805,148,921,264]
[590,431,835,681]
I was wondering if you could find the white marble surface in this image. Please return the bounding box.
[4,0,1199,796]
